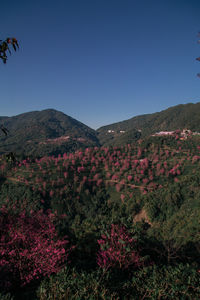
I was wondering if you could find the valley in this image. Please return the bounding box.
[0,128,200,299]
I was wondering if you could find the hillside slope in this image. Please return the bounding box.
[0,109,100,157]
[97,102,200,146]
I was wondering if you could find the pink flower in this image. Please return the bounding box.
[97,224,142,271]
[120,194,125,202]
[0,211,73,288]
[127,175,132,181]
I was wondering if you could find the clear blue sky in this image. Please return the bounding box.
[1,0,200,129]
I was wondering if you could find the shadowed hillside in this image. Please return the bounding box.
[0,109,100,158]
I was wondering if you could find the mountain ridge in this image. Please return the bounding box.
[0,109,99,158]
[1,102,200,157]
[97,102,200,145]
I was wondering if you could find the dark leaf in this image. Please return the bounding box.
[12,43,16,51]
[1,125,9,136]
[1,42,8,52]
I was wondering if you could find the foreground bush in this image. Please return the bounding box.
[37,268,118,300]
[0,292,14,300]
[37,263,200,299]
[0,210,72,289]
[132,264,200,299]
[97,224,142,271]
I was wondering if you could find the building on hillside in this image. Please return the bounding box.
[107,130,115,133]
[152,131,175,137]
[180,129,192,139]
[193,131,200,136]
[152,129,200,139]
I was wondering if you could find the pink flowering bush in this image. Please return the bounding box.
[0,209,72,289]
[97,224,142,271]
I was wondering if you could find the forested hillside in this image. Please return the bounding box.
[0,109,99,158]
[2,103,200,157]
[0,134,199,299]
[97,102,200,146]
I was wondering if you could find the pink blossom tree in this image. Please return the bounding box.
[97,224,142,271]
[0,210,72,288]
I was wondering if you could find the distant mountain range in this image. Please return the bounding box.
[1,102,200,157]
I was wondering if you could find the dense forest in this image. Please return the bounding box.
[0,133,200,299]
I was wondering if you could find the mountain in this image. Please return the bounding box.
[97,102,200,146]
[2,102,200,158]
[0,109,100,158]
